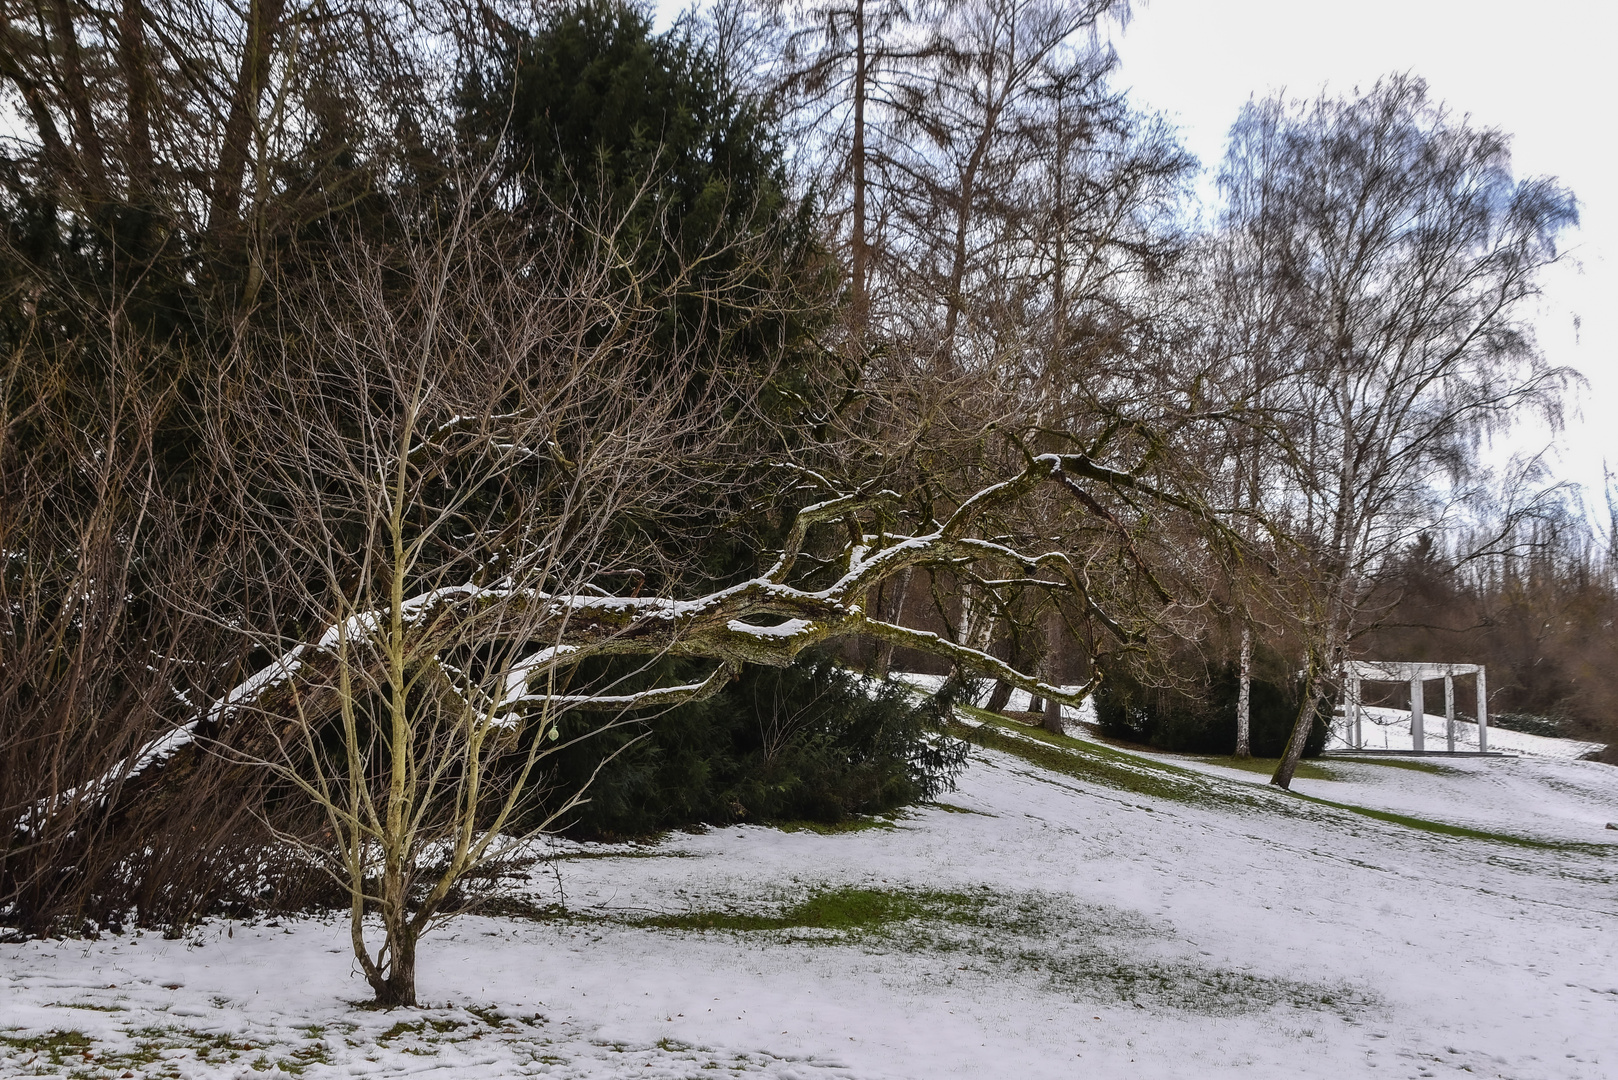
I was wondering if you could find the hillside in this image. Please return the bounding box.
[4,719,1616,1079]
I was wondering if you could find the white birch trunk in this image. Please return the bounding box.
[1235,625,1252,757]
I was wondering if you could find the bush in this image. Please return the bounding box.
[540,653,970,841]
[1489,712,1567,739]
[1095,660,1331,758]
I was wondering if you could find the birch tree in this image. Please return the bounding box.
[1217,77,1577,788]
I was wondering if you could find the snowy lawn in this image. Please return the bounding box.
[1328,705,1606,760]
[4,718,1616,1079]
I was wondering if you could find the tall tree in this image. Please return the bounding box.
[779,0,950,350]
[1217,77,1577,788]
[905,0,1123,367]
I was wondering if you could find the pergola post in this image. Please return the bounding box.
[1351,675,1363,749]
[1410,675,1425,752]
[1444,672,1456,753]
[1476,668,1488,753]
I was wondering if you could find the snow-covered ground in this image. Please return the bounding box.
[5,725,1617,1079]
[892,671,1606,761]
[1330,705,1606,760]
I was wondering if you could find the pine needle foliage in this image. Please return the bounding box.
[542,654,970,840]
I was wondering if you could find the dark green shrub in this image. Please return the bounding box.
[1488,712,1566,739]
[539,653,970,840]
[1095,660,1331,758]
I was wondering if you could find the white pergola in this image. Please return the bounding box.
[1341,661,1489,753]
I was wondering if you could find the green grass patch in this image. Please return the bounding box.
[1192,756,1338,781]
[958,707,1199,775]
[769,816,899,834]
[484,877,1372,1018]
[630,883,1369,1017]
[624,886,977,933]
[380,1019,462,1041]
[1322,756,1455,775]
[489,883,1010,937]
[1,1029,91,1065]
[950,711,1259,809]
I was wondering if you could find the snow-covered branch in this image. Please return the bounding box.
[80,449,1200,808]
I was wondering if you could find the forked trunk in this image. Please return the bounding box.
[368,922,419,1007]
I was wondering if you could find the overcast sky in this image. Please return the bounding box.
[1107,0,1617,517]
[650,0,1616,515]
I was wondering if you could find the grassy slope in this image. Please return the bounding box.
[953,707,1611,855]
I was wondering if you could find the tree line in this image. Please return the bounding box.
[0,0,1590,1003]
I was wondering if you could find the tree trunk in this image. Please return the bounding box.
[209,0,287,237]
[1272,637,1334,788]
[941,137,988,356]
[118,0,155,196]
[873,566,911,678]
[986,625,1032,711]
[370,926,418,1007]
[1040,608,1065,734]
[1042,695,1064,735]
[951,584,994,684]
[46,0,109,202]
[848,0,868,344]
[1235,625,1252,758]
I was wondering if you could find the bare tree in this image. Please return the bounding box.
[1216,77,1578,787]
[1200,124,1304,758]
[778,0,950,348]
[0,284,276,932]
[0,0,465,312]
[971,38,1195,706]
[77,201,1214,1003]
[158,164,844,1002]
[903,0,1123,363]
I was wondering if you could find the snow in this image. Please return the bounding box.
[726,618,815,639]
[1331,705,1605,760]
[5,723,1616,1078]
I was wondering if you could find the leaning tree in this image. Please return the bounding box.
[45,158,1220,1005]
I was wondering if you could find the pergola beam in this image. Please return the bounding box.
[1345,661,1483,680]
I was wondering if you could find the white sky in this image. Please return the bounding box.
[1108,0,1618,521]
[651,0,1616,519]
